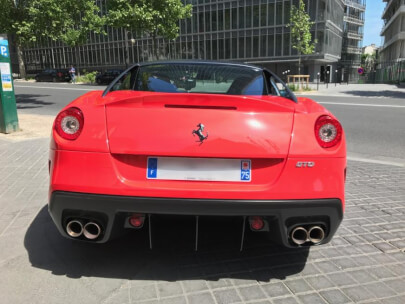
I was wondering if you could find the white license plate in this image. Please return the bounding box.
[147,157,251,182]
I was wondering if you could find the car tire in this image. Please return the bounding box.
[52,77,57,83]
[35,77,40,82]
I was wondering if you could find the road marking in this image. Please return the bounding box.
[318,102,405,108]
[297,93,401,99]
[13,86,405,108]
[14,85,97,91]
[347,156,405,167]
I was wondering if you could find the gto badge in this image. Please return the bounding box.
[192,123,209,143]
[296,162,315,168]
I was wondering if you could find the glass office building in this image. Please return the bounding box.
[339,0,366,82]
[20,0,346,81]
[377,0,405,83]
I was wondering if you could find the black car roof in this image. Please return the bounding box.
[134,60,263,71]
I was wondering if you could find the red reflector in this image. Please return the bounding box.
[250,216,264,230]
[129,214,144,227]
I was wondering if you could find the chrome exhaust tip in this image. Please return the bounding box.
[66,220,83,238]
[83,222,101,240]
[291,226,308,245]
[308,226,325,244]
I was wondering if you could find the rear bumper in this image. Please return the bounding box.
[49,191,343,248]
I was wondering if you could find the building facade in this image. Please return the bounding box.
[362,43,378,56]
[19,0,347,82]
[339,0,366,82]
[378,0,405,82]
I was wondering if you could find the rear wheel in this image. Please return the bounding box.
[52,77,57,82]
[35,76,40,82]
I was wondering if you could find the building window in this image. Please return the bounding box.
[268,3,275,26]
[239,6,245,29]
[212,11,217,31]
[218,9,223,31]
[225,8,230,30]
[232,7,238,29]
[261,4,267,27]
[246,37,252,58]
[205,11,211,32]
[239,37,245,58]
[246,6,252,28]
[276,2,283,25]
[253,5,260,27]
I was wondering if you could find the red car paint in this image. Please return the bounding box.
[50,91,345,200]
[48,62,346,247]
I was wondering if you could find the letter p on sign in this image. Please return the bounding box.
[0,46,8,57]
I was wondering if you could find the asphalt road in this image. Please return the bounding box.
[13,82,405,163]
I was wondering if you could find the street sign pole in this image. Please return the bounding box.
[0,34,19,133]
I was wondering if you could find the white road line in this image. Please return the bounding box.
[297,94,398,99]
[14,85,97,91]
[347,156,405,168]
[13,86,405,108]
[318,101,405,108]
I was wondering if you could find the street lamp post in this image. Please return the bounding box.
[124,29,136,68]
[317,72,320,91]
[326,71,330,89]
[335,69,338,87]
[124,29,129,68]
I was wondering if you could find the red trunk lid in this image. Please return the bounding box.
[105,92,295,158]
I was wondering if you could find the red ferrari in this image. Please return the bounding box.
[49,61,346,249]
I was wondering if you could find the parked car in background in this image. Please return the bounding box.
[96,70,123,85]
[35,69,71,82]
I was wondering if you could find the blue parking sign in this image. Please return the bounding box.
[0,39,9,58]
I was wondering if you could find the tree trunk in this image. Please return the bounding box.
[124,29,129,68]
[298,54,301,75]
[152,32,158,60]
[15,42,26,79]
[75,47,80,76]
[298,53,301,89]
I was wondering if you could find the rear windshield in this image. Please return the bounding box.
[134,64,266,95]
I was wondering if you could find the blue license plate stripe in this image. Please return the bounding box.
[240,160,251,181]
[147,157,158,178]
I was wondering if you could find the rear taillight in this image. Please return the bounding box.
[57,72,63,77]
[55,107,84,140]
[314,115,342,148]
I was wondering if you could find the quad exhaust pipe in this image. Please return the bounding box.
[83,222,101,240]
[66,220,84,238]
[291,226,308,245]
[66,219,102,240]
[308,226,325,244]
[290,225,325,246]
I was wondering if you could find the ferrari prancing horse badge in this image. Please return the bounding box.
[192,123,209,143]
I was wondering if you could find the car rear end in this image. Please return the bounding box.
[56,69,71,82]
[48,62,345,249]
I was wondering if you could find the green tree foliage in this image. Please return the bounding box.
[0,0,105,78]
[361,52,377,73]
[108,0,192,59]
[288,0,317,75]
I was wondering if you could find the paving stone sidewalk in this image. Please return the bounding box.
[0,138,404,304]
[299,83,405,99]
